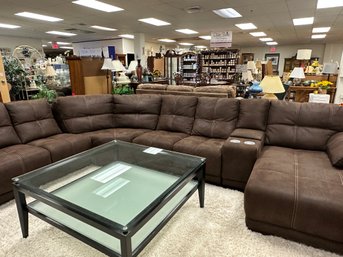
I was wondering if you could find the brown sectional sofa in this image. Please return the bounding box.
[0,94,342,255]
[136,83,237,98]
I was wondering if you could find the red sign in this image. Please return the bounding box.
[270,47,276,52]
[52,42,59,49]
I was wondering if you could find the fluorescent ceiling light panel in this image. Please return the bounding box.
[72,0,123,12]
[42,44,47,47]
[15,12,63,22]
[175,29,198,34]
[195,45,207,49]
[91,25,117,31]
[311,34,326,39]
[179,42,194,46]
[199,35,211,40]
[259,37,273,42]
[0,23,20,29]
[48,41,71,45]
[317,0,343,9]
[266,42,278,45]
[293,17,314,26]
[46,31,77,36]
[158,39,176,42]
[138,18,170,26]
[250,32,266,37]
[213,8,242,18]
[60,46,74,49]
[235,23,257,30]
[118,34,134,39]
[312,27,331,33]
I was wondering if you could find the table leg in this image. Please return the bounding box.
[13,187,29,238]
[197,165,205,208]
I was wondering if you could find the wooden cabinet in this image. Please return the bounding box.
[283,56,318,72]
[67,56,108,95]
[201,49,239,82]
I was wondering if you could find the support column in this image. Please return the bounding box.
[134,33,146,67]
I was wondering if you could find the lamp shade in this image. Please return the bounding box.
[101,58,115,70]
[260,75,285,94]
[255,60,262,70]
[242,70,254,82]
[289,67,305,79]
[127,60,138,72]
[45,65,56,76]
[296,49,312,60]
[246,61,256,70]
[322,62,338,74]
[112,60,126,72]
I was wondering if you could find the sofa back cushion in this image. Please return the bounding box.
[157,95,198,134]
[6,100,61,143]
[0,103,21,147]
[192,97,239,139]
[53,95,114,133]
[237,99,270,131]
[113,95,161,129]
[266,101,343,150]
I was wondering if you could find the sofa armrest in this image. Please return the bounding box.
[221,129,265,190]
[327,132,343,168]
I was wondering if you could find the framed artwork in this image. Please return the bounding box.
[265,53,280,73]
[241,53,254,64]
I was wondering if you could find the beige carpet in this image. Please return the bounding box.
[0,184,339,257]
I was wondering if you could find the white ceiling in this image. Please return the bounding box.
[0,0,342,48]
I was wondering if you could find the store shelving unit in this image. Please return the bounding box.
[180,52,200,84]
[201,49,240,81]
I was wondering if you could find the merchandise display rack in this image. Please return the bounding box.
[180,52,200,84]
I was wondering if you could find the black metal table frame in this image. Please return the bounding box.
[13,162,205,257]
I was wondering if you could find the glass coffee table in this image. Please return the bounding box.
[13,140,205,257]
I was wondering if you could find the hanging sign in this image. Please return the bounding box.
[210,31,232,48]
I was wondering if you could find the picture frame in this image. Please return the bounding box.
[265,53,280,73]
[241,53,254,64]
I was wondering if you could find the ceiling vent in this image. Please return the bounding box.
[185,6,202,14]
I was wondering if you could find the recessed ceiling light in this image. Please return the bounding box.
[235,23,257,30]
[48,41,71,45]
[46,31,77,36]
[91,25,117,31]
[0,23,20,29]
[158,39,176,42]
[15,12,63,22]
[175,29,198,34]
[138,18,170,26]
[213,8,242,18]
[199,35,211,40]
[72,0,123,12]
[311,34,326,39]
[266,42,278,45]
[312,27,331,33]
[250,32,266,37]
[317,0,343,9]
[60,46,74,50]
[118,34,134,39]
[293,17,314,26]
[259,37,273,42]
[179,42,194,46]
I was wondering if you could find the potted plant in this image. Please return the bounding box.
[3,57,28,100]
[31,85,57,103]
[316,80,333,94]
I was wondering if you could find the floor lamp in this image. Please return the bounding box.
[101,58,115,94]
[322,62,338,81]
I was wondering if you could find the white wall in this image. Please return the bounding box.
[239,44,326,76]
[0,35,43,55]
[334,51,343,104]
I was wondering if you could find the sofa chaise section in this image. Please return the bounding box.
[0,103,51,204]
[244,101,343,255]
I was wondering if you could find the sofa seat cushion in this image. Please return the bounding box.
[133,130,188,150]
[6,100,62,143]
[83,128,152,146]
[28,134,92,162]
[0,144,51,202]
[245,146,343,247]
[173,136,225,184]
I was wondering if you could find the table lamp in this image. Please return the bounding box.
[101,58,116,94]
[289,67,305,85]
[246,61,257,74]
[259,75,285,100]
[322,62,338,81]
[127,60,138,74]
[296,49,312,68]
[112,60,130,85]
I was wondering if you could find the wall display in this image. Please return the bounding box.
[210,31,232,48]
[180,52,200,84]
[265,53,280,73]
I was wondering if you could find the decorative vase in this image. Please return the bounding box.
[319,88,327,94]
[136,59,143,83]
[249,81,263,97]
